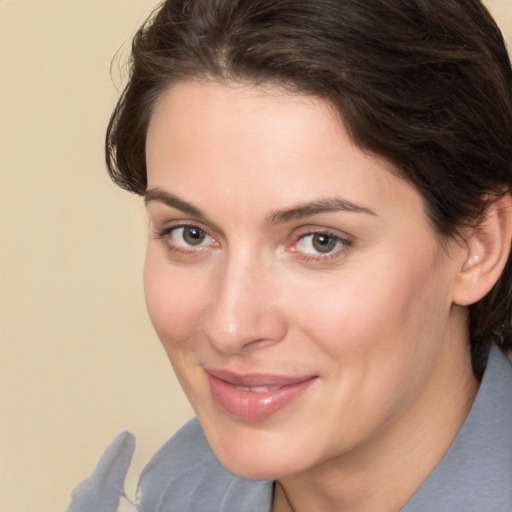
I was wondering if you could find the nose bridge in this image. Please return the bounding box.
[203,246,286,353]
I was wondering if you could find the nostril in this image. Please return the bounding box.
[242,338,278,352]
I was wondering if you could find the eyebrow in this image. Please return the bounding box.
[145,188,205,219]
[268,197,377,224]
[145,188,377,223]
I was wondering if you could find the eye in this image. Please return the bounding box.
[297,233,343,254]
[291,231,351,260]
[156,224,217,251]
[298,233,340,254]
[173,226,208,246]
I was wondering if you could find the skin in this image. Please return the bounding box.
[143,80,479,511]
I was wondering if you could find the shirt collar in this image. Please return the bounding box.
[403,345,512,510]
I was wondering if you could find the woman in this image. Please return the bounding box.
[69,0,512,510]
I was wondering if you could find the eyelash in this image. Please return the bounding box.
[154,224,352,262]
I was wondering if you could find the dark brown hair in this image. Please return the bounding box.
[106,0,512,376]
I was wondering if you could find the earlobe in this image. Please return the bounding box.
[453,193,512,306]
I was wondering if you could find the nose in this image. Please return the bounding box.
[202,253,288,354]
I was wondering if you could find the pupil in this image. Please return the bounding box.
[184,227,206,245]
[312,234,336,253]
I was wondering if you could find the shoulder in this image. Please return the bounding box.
[138,418,273,512]
[403,345,512,511]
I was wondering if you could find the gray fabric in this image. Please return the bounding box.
[68,430,136,512]
[67,345,512,511]
[402,345,512,511]
[137,419,272,512]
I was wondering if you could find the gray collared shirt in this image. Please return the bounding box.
[68,345,512,511]
[402,345,512,511]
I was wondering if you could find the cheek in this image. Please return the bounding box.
[143,252,209,351]
[287,266,392,356]
[290,247,451,366]
[285,256,453,435]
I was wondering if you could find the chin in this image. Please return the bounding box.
[202,419,309,481]
[217,449,300,482]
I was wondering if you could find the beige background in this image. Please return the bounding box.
[0,1,511,511]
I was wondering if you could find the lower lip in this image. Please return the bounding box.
[207,375,316,421]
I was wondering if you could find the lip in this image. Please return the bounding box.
[206,369,317,421]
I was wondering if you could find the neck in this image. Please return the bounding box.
[272,321,479,512]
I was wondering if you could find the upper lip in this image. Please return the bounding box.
[205,368,317,387]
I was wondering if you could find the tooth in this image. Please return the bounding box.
[233,385,282,393]
[234,385,283,392]
[234,385,271,392]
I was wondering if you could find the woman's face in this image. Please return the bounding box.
[144,80,468,480]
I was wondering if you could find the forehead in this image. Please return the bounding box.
[147,80,346,163]
[145,80,429,229]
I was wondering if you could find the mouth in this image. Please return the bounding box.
[205,369,317,421]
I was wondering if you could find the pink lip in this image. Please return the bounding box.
[206,369,317,421]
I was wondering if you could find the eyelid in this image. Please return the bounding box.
[152,217,214,237]
[291,225,353,243]
[146,202,225,240]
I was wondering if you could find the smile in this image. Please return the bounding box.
[205,369,317,421]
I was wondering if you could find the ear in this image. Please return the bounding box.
[452,193,512,306]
